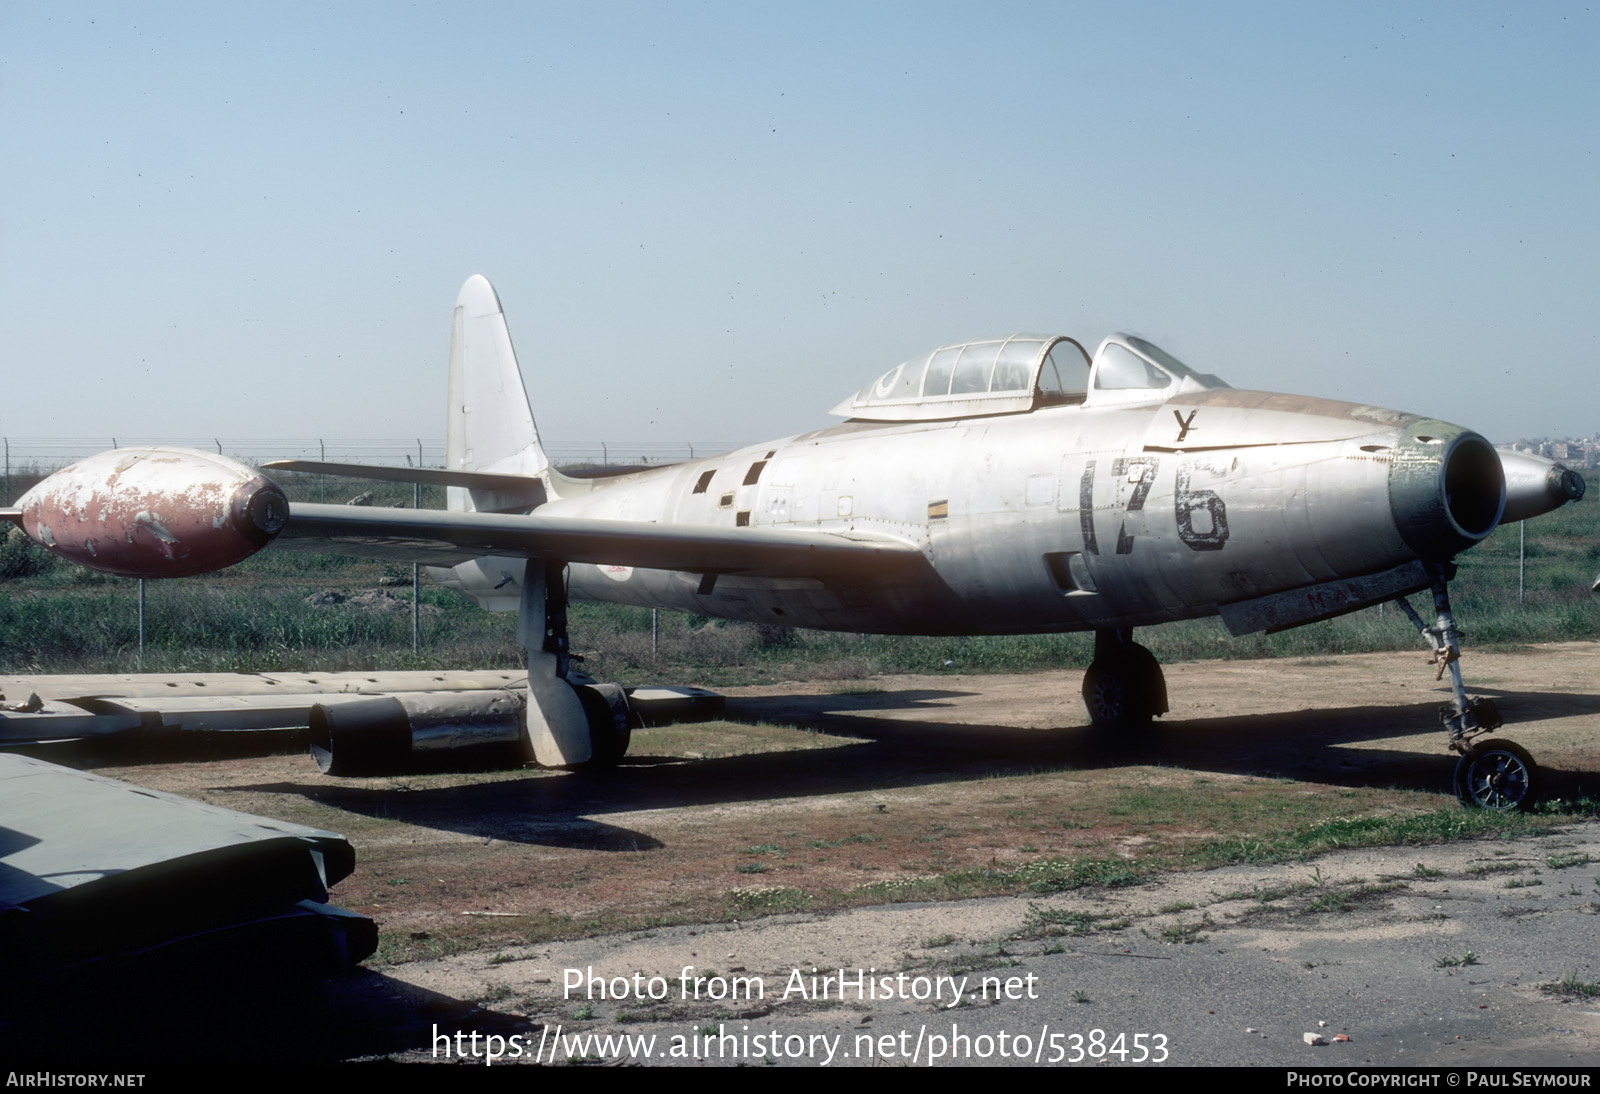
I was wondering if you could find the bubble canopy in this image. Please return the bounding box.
[830,334,1228,422]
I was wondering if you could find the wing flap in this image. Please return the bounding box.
[276,503,928,580]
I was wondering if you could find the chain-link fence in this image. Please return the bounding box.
[0,438,745,674]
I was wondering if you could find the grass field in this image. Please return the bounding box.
[2,466,1596,681]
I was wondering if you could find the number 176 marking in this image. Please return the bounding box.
[1079,456,1229,555]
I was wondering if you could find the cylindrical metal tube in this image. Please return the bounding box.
[309,690,527,776]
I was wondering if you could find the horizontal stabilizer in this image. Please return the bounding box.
[275,502,928,580]
[262,459,540,493]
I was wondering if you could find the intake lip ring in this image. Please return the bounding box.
[1388,422,1505,560]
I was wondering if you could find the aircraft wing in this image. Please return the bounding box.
[274,502,929,580]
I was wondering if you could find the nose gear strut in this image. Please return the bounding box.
[1390,561,1535,811]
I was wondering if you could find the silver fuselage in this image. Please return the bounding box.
[446,388,1501,637]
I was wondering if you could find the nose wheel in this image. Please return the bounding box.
[1394,563,1539,810]
[1453,739,1538,812]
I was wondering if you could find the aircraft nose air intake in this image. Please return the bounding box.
[1387,421,1505,560]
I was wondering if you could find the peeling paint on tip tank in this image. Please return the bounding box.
[14,447,289,577]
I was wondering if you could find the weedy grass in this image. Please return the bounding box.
[1303,881,1405,914]
[1154,914,1212,943]
[1540,972,1600,999]
[1545,852,1592,870]
[1017,905,1129,939]
[1465,861,1525,876]
[355,787,1586,963]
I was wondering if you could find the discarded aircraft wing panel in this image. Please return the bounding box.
[0,754,370,975]
[0,701,151,742]
[0,670,531,744]
[0,668,528,701]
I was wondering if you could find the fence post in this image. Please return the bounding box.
[413,439,424,653]
[413,479,422,654]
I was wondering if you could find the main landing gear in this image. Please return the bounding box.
[519,557,632,770]
[1082,628,1168,729]
[1393,562,1537,811]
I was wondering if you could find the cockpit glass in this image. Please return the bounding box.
[1038,342,1091,398]
[1094,343,1171,390]
[892,356,927,399]
[836,333,1155,421]
[923,346,962,397]
[950,342,1001,394]
[1125,336,1200,380]
[991,340,1037,392]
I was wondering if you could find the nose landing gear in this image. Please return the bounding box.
[1393,562,1537,811]
[1452,739,1538,811]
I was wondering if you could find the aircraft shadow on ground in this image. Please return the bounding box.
[726,686,1600,798]
[208,685,1600,845]
[1,960,515,1067]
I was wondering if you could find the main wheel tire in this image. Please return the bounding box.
[1453,739,1538,811]
[1082,643,1166,728]
[574,683,632,770]
[1083,658,1150,728]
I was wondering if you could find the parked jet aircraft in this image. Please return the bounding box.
[3,277,1586,808]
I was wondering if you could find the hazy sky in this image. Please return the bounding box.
[3,2,1596,454]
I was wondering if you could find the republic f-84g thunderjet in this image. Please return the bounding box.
[4,277,1586,808]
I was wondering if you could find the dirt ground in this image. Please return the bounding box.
[15,642,1600,1066]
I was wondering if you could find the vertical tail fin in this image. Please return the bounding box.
[446,275,548,512]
